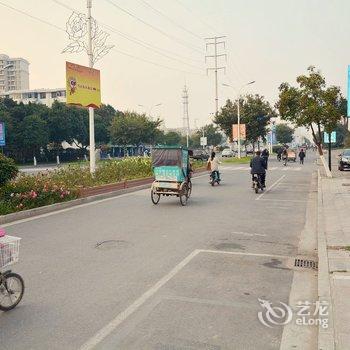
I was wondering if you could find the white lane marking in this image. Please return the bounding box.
[199,249,292,260]
[79,249,201,350]
[333,275,350,280]
[258,199,307,203]
[79,248,291,350]
[2,174,207,228]
[255,175,286,201]
[232,231,267,237]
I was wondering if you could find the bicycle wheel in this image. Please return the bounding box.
[179,184,188,206]
[0,272,25,311]
[151,189,160,205]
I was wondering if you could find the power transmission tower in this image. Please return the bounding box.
[182,85,190,147]
[205,36,226,115]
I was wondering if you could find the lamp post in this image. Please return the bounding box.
[138,103,162,118]
[222,81,256,158]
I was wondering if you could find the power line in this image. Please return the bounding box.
[1,1,205,76]
[103,0,204,54]
[137,0,203,40]
[0,0,65,32]
[52,0,205,69]
[112,47,205,76]
[173,0,217,35]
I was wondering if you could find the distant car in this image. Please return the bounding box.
[287,149,296,162]
[221,148,234,158]
[190,149,209,161]
[338,149,350,171]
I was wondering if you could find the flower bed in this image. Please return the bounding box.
[0,158,205,215]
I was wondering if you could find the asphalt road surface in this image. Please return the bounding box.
[1,155,317,350]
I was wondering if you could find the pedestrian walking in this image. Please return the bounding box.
[261,148,269,169]
[299,149,306,164]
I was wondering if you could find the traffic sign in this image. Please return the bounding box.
[200,137,207,146]
[0,122,5,146]
[324,131,336,143]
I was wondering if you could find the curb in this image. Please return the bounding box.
[0,169,208,225]
[317,170,335,350]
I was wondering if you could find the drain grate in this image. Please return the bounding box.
[294,258,318,270]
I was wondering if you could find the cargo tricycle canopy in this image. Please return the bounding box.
[151,146,190,168]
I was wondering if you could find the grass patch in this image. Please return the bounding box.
[221,156,252,164]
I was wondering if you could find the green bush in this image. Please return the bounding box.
[0,154,18,186]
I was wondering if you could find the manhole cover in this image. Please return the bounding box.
[294,258,318,270]
[95,240,130,250]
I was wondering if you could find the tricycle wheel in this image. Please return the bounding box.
[180,184,188,206]
[187,181,192,198]
[151,190,160,205]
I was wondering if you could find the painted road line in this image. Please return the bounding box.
[79,248,292,350]
[258,198,307,203]
[255,175,286,201]
[232,231,267,237]
[79,249,201,350]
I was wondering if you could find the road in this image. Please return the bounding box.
[1,155,318,350]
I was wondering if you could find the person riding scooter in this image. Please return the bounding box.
[250,150,267,188]
[207,151,221,184]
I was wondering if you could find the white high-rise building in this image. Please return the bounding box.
[0,54,29,92]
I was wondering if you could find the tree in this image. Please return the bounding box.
[109,111,162,145]
[162,131,182,145]
[198,124,223,146]
[277,66,344,175]
[18,115,49,158]
[214,95,275,148]
[275,124,294,144]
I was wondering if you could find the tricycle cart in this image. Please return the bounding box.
[151,146,192,206]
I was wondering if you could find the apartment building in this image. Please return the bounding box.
[0,88,66,107]
[0,54,29,92]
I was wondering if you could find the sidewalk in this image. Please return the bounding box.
[318,171,350,349]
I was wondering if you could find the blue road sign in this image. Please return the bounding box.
[0,122,5,146]
[324,131,336,143]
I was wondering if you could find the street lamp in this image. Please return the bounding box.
[138,103,162,117]
[222,81,256,158]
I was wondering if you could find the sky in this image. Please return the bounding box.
[1,0,350,129]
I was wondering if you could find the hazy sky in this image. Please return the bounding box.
[1,0,349,128]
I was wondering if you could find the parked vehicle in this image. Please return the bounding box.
[151,146,192,206]
[190,149,209,161]
[221,148,234,157]
[338,149,350,171]
[0,234,24,311]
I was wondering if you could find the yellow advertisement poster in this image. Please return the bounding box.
[66,61,101,108]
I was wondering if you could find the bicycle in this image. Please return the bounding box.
[0,235,24,311]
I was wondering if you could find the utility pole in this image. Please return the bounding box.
[205,36,226,115]
[182,85,190,147]
[87,0,95,174]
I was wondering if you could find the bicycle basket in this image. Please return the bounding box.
[0,235,21,268]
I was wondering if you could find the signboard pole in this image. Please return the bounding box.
[87,0,96,174]
[328,132,332,171]
[237,97,241,159]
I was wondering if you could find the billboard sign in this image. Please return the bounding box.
[348,66,350,117]
[324,131,336,143]
[0,122,5,146]
[232,124,246,141]
[66,61,101,108]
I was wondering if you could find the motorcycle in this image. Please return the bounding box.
[210,171,221,186]
[252,174,264,193]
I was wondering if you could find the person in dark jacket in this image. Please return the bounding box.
[250,150,267,187]
[261,148,269,169]
[299,149,306,164]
